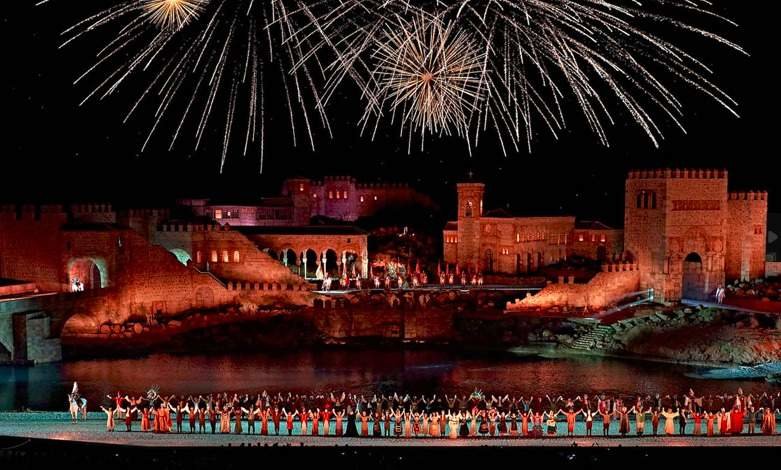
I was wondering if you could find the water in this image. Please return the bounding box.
[2,348,779,411]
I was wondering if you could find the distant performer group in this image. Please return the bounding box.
[73,385,780,439]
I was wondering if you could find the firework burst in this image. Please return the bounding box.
[308,0,745,154]
[368,15,487,149]
[42,0,331,172]
[142,0,207,31]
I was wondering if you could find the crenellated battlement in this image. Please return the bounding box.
[627,168,727,180]
[601,262,640,273]
[355,182,409,189]
[0,204,67,221]
[729,191,768,202]
[157,222,225,233]
[125,208,171,217]
[312,176,357,184]
[226,280,311,292]
[70,203,114,214]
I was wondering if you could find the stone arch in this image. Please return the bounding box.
[169,248,192,266]
[264,248,278,261]
[282,248,300,275]
[343,250,360,277]
[324,249,339,277]
[683,228,709,256]
[465,200,474,218]
[67,257,109,291]
[682,252,706,300]
[303,249,318,279]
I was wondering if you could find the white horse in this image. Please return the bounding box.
[68,382,86,422]
[68,394,80,422]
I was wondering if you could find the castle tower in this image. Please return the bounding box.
[456,182,484,271]
[624,169,729,302]
[727,191,768,281]
[284,178,313,226]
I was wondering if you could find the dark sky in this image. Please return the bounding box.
[1,1,777,226]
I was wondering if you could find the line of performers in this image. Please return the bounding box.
[92,389,780,438]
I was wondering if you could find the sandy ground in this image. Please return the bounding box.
[1,412,779,448]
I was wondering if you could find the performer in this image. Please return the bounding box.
[678,408,688,435]
[220,405,231,433]
[345,407,359,437]
[544,411,557,437]
[583,408,594,436]
[173,400,185,433]
[335,410,345,437]
[197,404,206,434]
[746,406,756,435]
[661,408,679,436]
[141,407,151,432]
[559,408,579,437]
[100,405,116,432]
[207,404,217,434]
[651,409,660,436]
[67,382,81,423]
[730,406,744,434]
[283,408,297,436]
[234,405,246,434]
[444,412,457,439]
[120,405,136,432]
[599,409,612,437]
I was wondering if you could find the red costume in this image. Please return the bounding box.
[730,409,744,434]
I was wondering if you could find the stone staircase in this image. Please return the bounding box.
[571,324,615,351]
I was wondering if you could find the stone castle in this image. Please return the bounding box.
[0,169,770,364]
[444,169,767,302]
[180,176,435,226]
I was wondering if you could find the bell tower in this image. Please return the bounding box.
[457,182,484,271]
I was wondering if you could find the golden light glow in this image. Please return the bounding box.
[142,0,207,31]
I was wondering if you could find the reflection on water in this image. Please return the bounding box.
[1,348,779,410]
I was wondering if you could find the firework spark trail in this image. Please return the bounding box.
[43,0,331,172]
[365,15,487,147]
[304,0,745,153]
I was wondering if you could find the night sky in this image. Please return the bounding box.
[1,1,777,226]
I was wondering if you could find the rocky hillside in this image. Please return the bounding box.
[567,307,781,366]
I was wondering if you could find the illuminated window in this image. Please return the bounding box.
[329,191,333,199]
[600,234,606,243]
[343,191,348,199]
[578,234,584,242]
[233,251,240,263]
[516,233,520,243]
[196,251,202,263]
[222,250,229,263]
[502,248,510,255]
[465,201,473,217]
[336,191,341,199]
[211,250,218,263]
[299,183,305,192]
[360,196,365,203]
[313,193,318,199]
[373,195,378,201]
[591,234,596,242]
[480,200,483,216]
[214,209,223,220]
